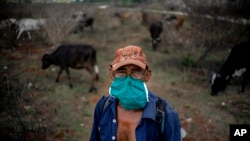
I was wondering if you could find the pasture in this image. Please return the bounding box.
[0,3,249,141]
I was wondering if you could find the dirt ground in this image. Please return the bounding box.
[0,3,249,141]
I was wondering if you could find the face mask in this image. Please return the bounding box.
[109,76,149,110]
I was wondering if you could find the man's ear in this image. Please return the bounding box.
[109,67,114,80]
[143,70,152,82]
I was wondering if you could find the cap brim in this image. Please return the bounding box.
[112,59,146,71]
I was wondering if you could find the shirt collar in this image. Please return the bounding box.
[141,91,158,121]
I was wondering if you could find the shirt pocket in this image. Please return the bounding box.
[99,116,112,140]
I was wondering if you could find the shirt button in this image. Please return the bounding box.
[112,136,116,140]
[98,127,100,131]
[113,119,116,123]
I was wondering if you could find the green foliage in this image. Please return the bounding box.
[26,108,37,115]
[181,53,196,68]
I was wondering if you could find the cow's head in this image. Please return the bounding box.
[72,11,86,22]
[210,73,230,96]
[41,54,52,69]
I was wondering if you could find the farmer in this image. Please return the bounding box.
[90,45,181,141]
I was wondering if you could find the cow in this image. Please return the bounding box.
[175,15,185,30]
[72,11,94,33]
[114,12,132,24]
[164,14,177,21]
[211,41,250,96]
[0,18,17,29]
[0,18,18,35]
[114,11,144,25]
[16,18,46,40]
[41,44,99,93]
[149,20,163,50]
[78,16,94,31]
[0,18,18,48]
[72,11,86,22]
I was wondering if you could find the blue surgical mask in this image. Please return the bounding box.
[109,76,149,110]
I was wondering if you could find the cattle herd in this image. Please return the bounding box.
[1,8,249,95]
[0,11,94,41]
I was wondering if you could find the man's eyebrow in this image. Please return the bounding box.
[116,67,126,70]
[132,66,142,69]
[131,68,142,71]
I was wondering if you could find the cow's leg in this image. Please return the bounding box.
[16,29,23,39]
[151,39,157,50]
[239,72,248,93]
[94,65,99,81]
[85,65,97,93]
[65,68,73,88]
[27,31,31,40]
[56,67,64,83]
[40,29,47,39]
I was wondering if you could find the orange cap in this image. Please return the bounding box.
[111,45,147,71]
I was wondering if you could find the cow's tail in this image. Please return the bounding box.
[92,49,99,81]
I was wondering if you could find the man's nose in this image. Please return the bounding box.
[125,69,132,76]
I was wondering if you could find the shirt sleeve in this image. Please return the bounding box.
[89,96,108,141]
[163,103,182,141]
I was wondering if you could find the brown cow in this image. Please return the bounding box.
[175,15,185,30]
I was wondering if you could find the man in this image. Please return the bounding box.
[90,45,181,141]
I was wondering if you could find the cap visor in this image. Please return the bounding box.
[112,59,146,71]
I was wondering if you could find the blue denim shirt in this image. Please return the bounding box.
[89,91,181,141]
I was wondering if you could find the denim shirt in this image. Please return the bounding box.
[89,91,181,141]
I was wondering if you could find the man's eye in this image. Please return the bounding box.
[117,71,126,74]
[132,69,140,72]
[132,70,143,73]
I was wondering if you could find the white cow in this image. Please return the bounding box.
[16,18,46,40]
[72,11,86,22]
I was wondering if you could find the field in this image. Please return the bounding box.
[0,3,249,141]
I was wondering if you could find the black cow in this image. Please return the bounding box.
[211,41,250,96]
[71,11,94,33]
[78,17,94,31]
[149,20,163,50]
[0,18,18,48]
[42,44,99,93]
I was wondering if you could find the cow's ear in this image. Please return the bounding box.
[143,69,152,82]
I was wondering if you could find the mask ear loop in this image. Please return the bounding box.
[143,65,150,101]
[143,82,149,102]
